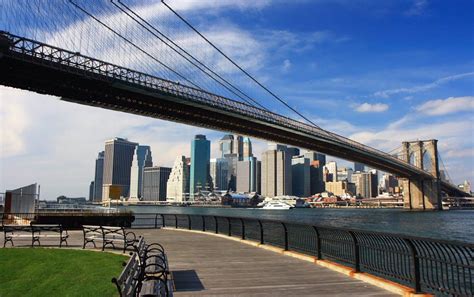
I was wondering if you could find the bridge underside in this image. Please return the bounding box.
[0,49,468,198]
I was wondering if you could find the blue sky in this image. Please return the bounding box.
[0,0,473,199]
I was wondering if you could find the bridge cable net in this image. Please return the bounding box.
[1,0,459,183]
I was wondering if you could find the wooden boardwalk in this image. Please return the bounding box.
[1,228,396,296]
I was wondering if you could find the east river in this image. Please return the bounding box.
[120,206,474,243]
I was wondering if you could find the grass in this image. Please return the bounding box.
[0,248,128,297]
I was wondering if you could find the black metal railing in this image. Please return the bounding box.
[131,213,473,296]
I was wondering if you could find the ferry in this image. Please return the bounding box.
[261,201,293,210]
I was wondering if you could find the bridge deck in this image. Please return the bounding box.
[1,228,395,296]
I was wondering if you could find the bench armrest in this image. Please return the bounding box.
[125,231,137,242]
[146,243,165,253]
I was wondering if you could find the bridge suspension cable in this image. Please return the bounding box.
[160,0,321,129]
[110,0,268,111]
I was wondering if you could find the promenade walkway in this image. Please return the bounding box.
[1,228,396,296]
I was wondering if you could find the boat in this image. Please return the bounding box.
[261,201,293,210]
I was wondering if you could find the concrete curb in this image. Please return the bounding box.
[162,227,433,297]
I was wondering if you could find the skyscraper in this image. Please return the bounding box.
[166,156,190,202]
[129,145,153,200]
[304,151,326,194]
[233,135,244,161]
[92,151,104,202]
[236,156,260,193]
[102,138,138,200]
[352,171,378,198]
[324,161,338,182]
[210,158,229,191]
[243,137,253,159]
[142,166,171,201]
[291,156,310,197]
[88,181,95,202]
[261,144,292,197]
[354,162,365,172]
[219,134,234,157]
[190,135,211,199]
[286,147,300,158]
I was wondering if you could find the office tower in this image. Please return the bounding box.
[102,138,138,200]
[210,158,229,191]
[352,171,378,198]
[304,151,326,194]
[325,181,356,196]
[243,137,253,159]
[129,145,153,200]
[142,166,171,201]
[219,134,234,157]
[267,143,287,151]
[92,151,104,202]
[261,145,292,197]
[286,147,300,158]
[291,156,310,197]
[337,167,353,182]
[89,181,94,202]
[354,162,365,172]
[233,135,244,160]
[382,173,399,194]
[324,161,338,182]
[236,156,260,193]
[167,156,190,202]
[190,135,211,199]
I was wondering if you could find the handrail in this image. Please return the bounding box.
[150,213,472,296]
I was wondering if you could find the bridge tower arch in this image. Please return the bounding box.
[401,140,441,210]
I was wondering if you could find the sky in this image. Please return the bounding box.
[0,0,473,199]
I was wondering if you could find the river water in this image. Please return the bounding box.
[120,206,474,243]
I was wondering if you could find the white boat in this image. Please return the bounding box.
[261,201,293,210]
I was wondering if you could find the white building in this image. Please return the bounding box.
[166,156,190,202]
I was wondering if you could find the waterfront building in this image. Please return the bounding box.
[102,138,138,200]
[304,151,326,194]
[243,137,253,159]
[166,156,190,202]
[291,156,310,197]
[142,166,171,201]
[261,144,292,197]
[210,158,229,191]
[352,171,378,198]
[324,161,338,182]
[190,135,211,199]
[4,183,38,214]
[325,181,356,197]
[129,145,153,200]
[354,162,365,172]
[236,156,261,193]
[92,151,104,202]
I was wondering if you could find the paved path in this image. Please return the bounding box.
[1,228,396,296]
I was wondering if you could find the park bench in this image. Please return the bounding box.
[31,224,69,247]
[82,225,137,253]
[112,237,173,297]
[3,225,32,247]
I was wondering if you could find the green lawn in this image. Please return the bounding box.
[0,248,128,297]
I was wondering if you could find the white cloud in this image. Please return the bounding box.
[281,59,292,73]
[164,0,272,12]
[415,96,474,116]
[354,103,389,113]
[374,72,474,98]
[405,0,428,16]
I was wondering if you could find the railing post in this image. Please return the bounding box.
[214,216,218,234]
[313,226,322,259]
[227,217,231,236]
[202,216,206,232]
[258,220,264,244]
[281,222,289,251]
[154,214,158,229]
[174,214,178,229]
[187,215,191,230]
[240,218,245,240]
[160,214,165,228]
[404,238,421,293]
[348,231,360,272]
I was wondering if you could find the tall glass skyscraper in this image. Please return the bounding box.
[92,151,104,202]
[129,145,153,199]
[190,135,210,199]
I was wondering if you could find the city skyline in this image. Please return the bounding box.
[1,0,473,199]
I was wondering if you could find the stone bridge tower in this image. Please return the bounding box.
[401,139,442,210]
